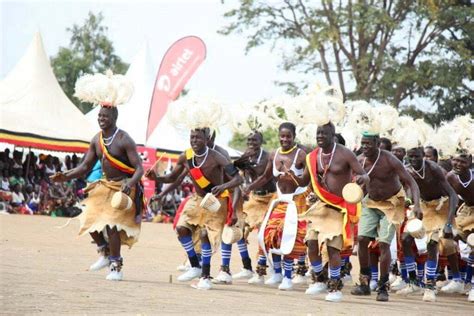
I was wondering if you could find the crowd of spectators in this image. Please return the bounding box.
[0,149,84,217]
[0,148,198,223]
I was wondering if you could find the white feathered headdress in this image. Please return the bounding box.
[428,114,474,158]
[74,69,134,107]
[229,103,273,135]
[167,94,225,132]
[303,83,345,126]
[296,124,318,147]
[391,116,427,150]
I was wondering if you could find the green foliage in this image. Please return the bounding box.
[220,0,473,125]
[51,12,129,113]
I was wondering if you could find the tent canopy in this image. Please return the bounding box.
[0,32,95,152]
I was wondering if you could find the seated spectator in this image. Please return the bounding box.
[25,185,41,214]
[11,150,23,172]
[43,155,56,176]
[1,169,10,191]
[9,168,25,189]
[64,155,72,170]
[22,152,37,174]
[71,154,79,168]
[52,156,64,172]
[11,183,31,214]
[0,152,6,171]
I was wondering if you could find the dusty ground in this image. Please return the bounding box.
[0,215,471,315]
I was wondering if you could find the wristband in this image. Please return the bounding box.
[405,198,413,205]
[445,223,452,228]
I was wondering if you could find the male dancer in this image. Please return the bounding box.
[233,131,276,283]
[446,151,474,302]
[146,128,243,290]
[155,131,242,284]
[292,122,369,302]
[351,132,421,301]
[401,147,459,301]
[51,105,144,281]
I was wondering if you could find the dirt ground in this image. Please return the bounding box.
[0,215,471,315]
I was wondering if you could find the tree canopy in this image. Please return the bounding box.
[220,0,473,126]
[51,12,128,113]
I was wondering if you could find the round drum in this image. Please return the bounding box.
[342,183,363,204]
[222,225,243,244]
[111,191,133,211]
[467,233,474,247]
[200,193,221,213]
[405,218,426,239]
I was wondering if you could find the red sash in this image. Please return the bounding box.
[306,148,361,248]
[99,132,135,175]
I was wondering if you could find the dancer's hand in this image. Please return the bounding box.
[211,184,226,197]
[144,168,156,180]
[121,180,132,195]
[355,174,369,187]
[412,205,423,220]
[443,223,453,238]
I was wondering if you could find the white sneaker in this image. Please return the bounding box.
[212,270,233,284]
[89,256,110,271]
[389,273,397,284]
[106,270,123,281]
[423,289,436,302]
[370,280,378,291]
[305,282,327,295]
[278,277,293,290]
[325,290,343,302]
[192,277,212,290]
[440,280,465,294]
[176,262,190,272]
[436,279,449,289]
[468,288,474,302]
[248,273,265,285]
[292,274,308,284]
[464,283,472,295]
[391,277,407,292]
[396,282,422,295]
[305,268,312,277]
[265,273,283,285]
[105,262,123,281]
[232,268,253,280]
[177,267,202,282]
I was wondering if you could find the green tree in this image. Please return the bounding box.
[51,12,129,113]
[220,0,473,125]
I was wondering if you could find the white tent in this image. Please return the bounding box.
[86,44,241,158]
[0,32,95,152]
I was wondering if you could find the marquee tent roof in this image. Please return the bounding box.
[0,32,95,152]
